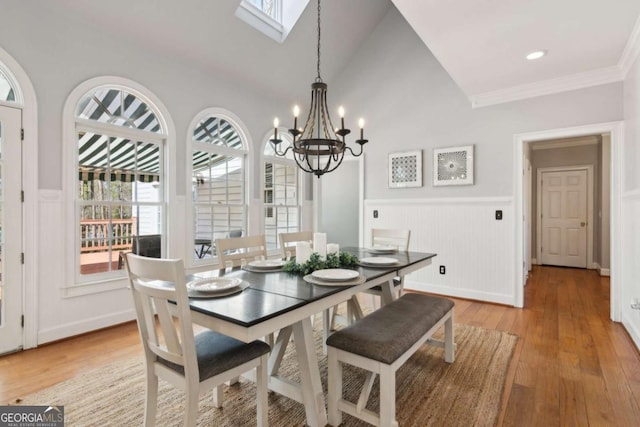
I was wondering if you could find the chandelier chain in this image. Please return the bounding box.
[316,0,322,82]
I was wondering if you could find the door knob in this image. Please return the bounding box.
[580,222,586,227]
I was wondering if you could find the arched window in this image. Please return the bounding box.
[74,86,167,278]
[191,111,248,261]
[263,132,299,250]
[0,69,17,102]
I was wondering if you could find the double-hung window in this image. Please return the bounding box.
[191,114,248,261]
[263,135,299,250]
[74,87,165,279]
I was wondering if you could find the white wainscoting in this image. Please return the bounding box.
[37,190,135,344]
[364,197,516,305]
[620,189,640,351]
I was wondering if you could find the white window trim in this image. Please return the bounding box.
[62,76,175,297]
[236,0,284,43]
[186,107,252,268]
[236,0,309,44]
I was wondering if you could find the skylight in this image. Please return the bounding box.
[236,0,309,43]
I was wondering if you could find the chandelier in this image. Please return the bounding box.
[270,0,368,177]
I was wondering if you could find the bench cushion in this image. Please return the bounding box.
[326,293,454,364]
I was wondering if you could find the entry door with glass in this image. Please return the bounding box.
[0,104,23,354]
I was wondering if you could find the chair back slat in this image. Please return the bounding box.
[215,235,267,269]
[279,231,313,259]
[371,228,411,251]
[125,254,196,370]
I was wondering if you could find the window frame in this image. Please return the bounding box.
[62,77,173,297]
[187,108,251,267]
[262,130,301,252]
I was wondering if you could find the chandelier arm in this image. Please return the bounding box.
[269,139,294,157]
[344,144,364,157]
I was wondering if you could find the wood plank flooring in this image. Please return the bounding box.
[1,265,639,426]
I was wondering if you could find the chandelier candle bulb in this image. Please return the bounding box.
[293,105,299,130]
[273,117,279,139]
[359,118,365,140]
[338,106,345,130]
[296,241,312,264]
[327,243,339,256]
[313,232,327,258]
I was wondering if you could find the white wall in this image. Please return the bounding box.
[621,45,640,349]
[333,6,625,306]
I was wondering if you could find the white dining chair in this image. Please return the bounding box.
[214,234,275,347]
[363,228,411,306]
[278,231,313,260]
[215,234,267,270]
[124,254,270,427]
[371,228,411,252]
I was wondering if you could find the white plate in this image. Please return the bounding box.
[360,257,399,266]
[247,259,286,269]
[188,282,247,298]
[303,274,365,287]
[368,245,397,254]
[186,277,242,294]
[311,269,360,282]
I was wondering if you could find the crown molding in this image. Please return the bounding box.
[619,15,640,77]
[469,66,624,108]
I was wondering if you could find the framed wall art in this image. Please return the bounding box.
[433,145,474,186]
[388,150,422,188]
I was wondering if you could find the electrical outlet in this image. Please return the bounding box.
[495,210,503,220]
[439,265,446,275]
[373,210,378,218]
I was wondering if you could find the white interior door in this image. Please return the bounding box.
[0,104,23,353]
[540,169,588,268]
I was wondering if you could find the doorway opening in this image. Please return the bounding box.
[514,122,622,320]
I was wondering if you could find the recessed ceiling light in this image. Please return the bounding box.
[526,50,547,60]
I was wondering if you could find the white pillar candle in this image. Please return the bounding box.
[313,232,327,258]
[296,241,311,264]
[326,243,340,256]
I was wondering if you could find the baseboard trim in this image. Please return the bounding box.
[599,268,611,277]
[404,280,514,306]
[621,312,640,353]
[38,309,136,345]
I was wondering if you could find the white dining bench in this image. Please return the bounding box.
[326,293,455,427]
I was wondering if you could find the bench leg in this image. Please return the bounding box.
[327,348,342,426]
[379,364,398,427]
[445,312,455,363]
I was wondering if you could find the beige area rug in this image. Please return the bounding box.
[12,324,517,426]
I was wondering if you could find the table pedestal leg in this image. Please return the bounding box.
[292,318,328,427]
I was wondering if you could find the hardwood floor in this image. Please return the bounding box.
[1,266,639,426]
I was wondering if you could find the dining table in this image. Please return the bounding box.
[186,247,437,427]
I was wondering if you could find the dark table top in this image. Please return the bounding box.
[188,248,436,328]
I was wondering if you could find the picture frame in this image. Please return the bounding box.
[433,145,474,186]
[388,150,422,188]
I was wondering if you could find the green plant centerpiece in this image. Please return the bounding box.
[283,252,359,275]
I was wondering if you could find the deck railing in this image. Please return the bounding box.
[80,218,137,253]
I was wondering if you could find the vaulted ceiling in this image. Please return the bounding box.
[392,0,640,106]
[47,0,640,107]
